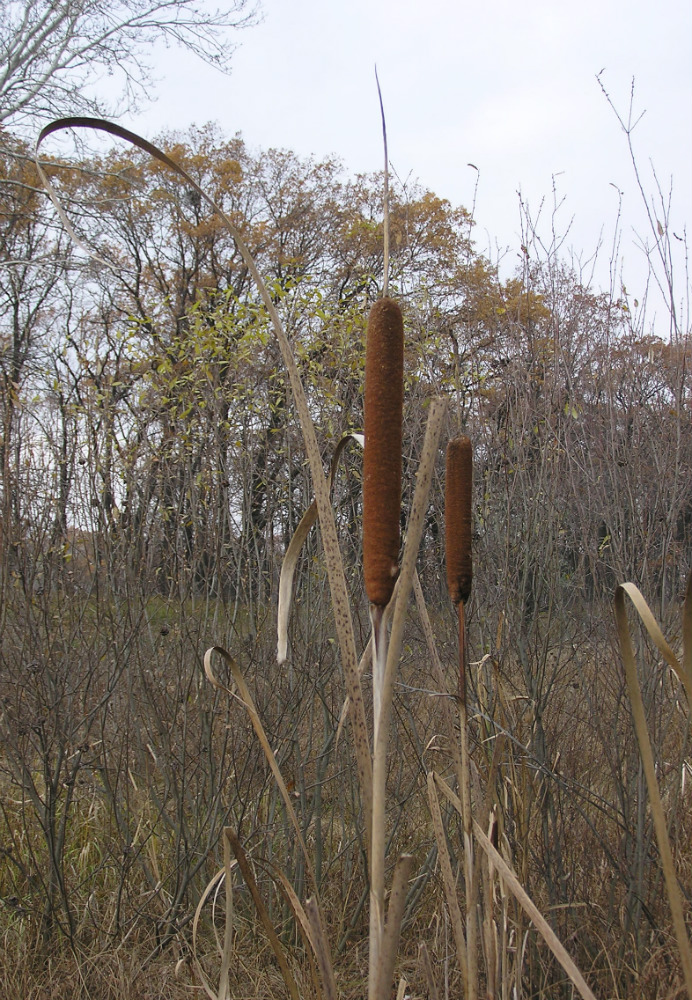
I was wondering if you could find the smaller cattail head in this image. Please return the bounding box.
[445,435,473,605]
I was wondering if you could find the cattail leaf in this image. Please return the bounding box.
[376,853,415,999]
[419,942,440,1000]
[382,397,448,707]
[412,569,464,784]
[363,297,404,608]
[277,500,318,665]
[369,398,447,996]
[446,435,473,605]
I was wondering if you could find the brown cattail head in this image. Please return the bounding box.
[363,297,404,607]
[445,435,473,605]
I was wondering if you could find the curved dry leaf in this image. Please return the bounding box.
[191,843,237,1000]
[617,581,691,705]
[278,432,363,664]
[252,863,325,1000]
[225,828,302,1000]
[382,398,447,727]
[305,896,339,1000]
[203,645,318,897]
[277,499,318,665]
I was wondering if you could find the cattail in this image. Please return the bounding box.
[363,297,404,607]
[445,436,473,605]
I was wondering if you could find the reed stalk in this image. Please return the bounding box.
[445,435,477,1000]
[615,579,692,998]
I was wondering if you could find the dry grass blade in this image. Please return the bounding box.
[335,631,373,751]
[431,771,598,1000]
[416,558,484,992]
[203,646,318,896]
[269,872,327,1000]
[224,828,302,1000]
[426,771,468,984]
[375,853,415,999]
[217,830,234,1000]
[36,115,373,853]
[277,432,363,664]
[277,499,319,665]
[418,941,440,1000]
[191,838,236,1000]
[375,66,390,297]
[305,896,339,1000]
[382,398,448,726]
[481,814,499,1000]
[412,569,464,785]
[335,572,404,750]
[472,819,598,1000]
[615,584,692,998]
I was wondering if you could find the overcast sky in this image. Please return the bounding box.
[125,0,691,327]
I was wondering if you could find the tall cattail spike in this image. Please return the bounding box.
[363,297,404,608]
[445,435,473,605]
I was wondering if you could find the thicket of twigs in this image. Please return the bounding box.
[0,119,690,998]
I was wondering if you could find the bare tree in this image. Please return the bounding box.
[0,0,259,129]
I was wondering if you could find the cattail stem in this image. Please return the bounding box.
[445,435,473,607]
[458,594,467,705]
[369,603,389,1000]
[458,601,478,1000]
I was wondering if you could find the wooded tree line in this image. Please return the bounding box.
[1,126,689,620]
[1,124,691,995]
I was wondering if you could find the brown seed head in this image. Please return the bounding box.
[445,435,473,605]
[363,297,404,607]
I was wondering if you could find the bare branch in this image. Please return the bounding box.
[0,0,260,129]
